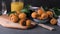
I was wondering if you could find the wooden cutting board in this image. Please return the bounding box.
[0,15,9,20]
[0,15,36,29]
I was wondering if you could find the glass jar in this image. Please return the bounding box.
[11,0,24,13]
[2,1,7,15]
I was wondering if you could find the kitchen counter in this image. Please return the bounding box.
[0,24,60,34]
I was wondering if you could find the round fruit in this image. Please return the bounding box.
[26,19,31,27]
[19,19,31,28]
[37,16,41,20]
[50,18,57,25]
[9,14,18,23]
[16,11,21,15]
[19,19,28,29]
[46,11,53,17]
[31,12,38,18]
[19,19,26,26]
[19,13,26,19]
[37,8,45,15]
[40,13,48,20]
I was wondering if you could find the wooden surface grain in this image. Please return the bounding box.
[0,15,36,29]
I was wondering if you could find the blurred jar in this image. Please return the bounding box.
[11,0,24,13]
[2,1,7,15]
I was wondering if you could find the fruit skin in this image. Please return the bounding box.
[26,20,31,27]
[37,8,45,15]
[37,16,41,20]
[16,11,21,15]
[19,19,31,28]
[19,19,26,26]
[9,14,18,23]
[19,19,28,29]
[50,18,57,25]
[31,12,38,19]
[46,11,53,18]
[19,13,26,19]
[40,13,48,20]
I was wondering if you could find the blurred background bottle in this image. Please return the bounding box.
[2,1,7,15]
[11,0,24,13]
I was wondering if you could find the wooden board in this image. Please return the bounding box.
[0,15,9,20]
[0,15,36,29]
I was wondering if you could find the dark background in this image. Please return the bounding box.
[24,0,60,8]
[2,0,60,7]
[0,0,60,34]
[0,0,2,11]
[1,0,60,11]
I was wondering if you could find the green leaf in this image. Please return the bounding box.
[43,6,49,11]
[52,7,60,16]
[52,7,59,11]
[21,8,30,13]
[8,11,16,16]
[25,4,31,9]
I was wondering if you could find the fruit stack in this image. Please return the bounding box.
[31,7,57,25]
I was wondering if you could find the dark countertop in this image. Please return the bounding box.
[0,24,60,34]
[1,0,60,34]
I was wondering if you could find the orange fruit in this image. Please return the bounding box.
[37,16,41,20]
[31,12,38,18]
[26,20,31,27]
[19,19,26,26]
[19,13,26,19]
[37,7,45,15]
[46,11,53,17]
[40,13,48,20]
[9,14,18,23]
[16,11,21,15]
[50,18,57,25]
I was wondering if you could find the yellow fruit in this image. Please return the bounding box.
[46,11,53,17]
[31,12,38,18]
[9,14,18,23]
[40,13,48,20]
[37,8,45,15]
[50,18,57,25]
[19,13,26,19]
